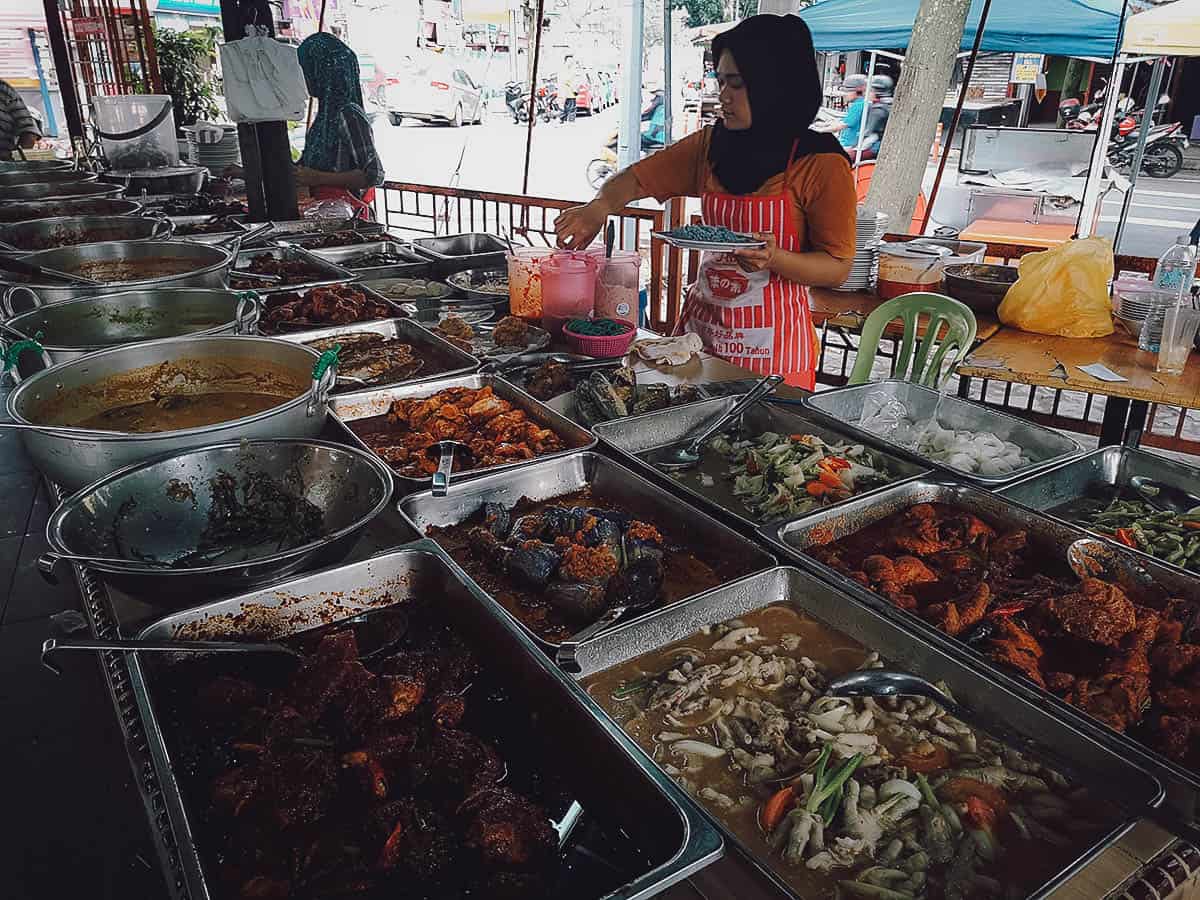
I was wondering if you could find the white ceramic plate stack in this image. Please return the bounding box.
[185,125,241,172]
[836,207,888,292]
[1112,286,1176,342]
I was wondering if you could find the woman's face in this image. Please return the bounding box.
[716,50,750,131]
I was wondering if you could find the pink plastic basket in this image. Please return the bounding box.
[562,319,636,358]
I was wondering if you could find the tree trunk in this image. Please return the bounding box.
[863,0,972,232]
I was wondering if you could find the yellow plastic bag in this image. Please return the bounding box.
[997,236,1115,338]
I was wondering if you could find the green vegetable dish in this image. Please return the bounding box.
[1060,495,1200,572]
[710,430,894,520]
[566,317,633,337]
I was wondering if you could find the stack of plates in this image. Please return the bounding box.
[185,125,241,171]
[836,208,888,292]
[1113,286,1176,341]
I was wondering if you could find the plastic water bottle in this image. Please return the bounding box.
[1153,235,1199,307]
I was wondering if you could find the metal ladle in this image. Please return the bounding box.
[644,374,784,471]
[1066,536,1166,602]
[0,254,101,286]
[427,439,471,498]
[1130,475,1200,516]
[827,669,968,721]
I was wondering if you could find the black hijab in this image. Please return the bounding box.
[708,15,847,195]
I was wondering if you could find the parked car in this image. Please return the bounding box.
[356,51,393,122]
[385,56,487,127]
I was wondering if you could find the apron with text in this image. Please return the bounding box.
[673,155,818,390]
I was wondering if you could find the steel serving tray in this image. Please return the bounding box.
[126,541,723,900]
[570,565,1163,900]
[398,450,777,661]
[308,240,433,278]
[168,214,249,244]
[255,280,407,335]
[764,476,1200,821]
[261,218,385,241]
[329,372,596,492]
[1001,446,1200,577]
[412,232,507,270]
[275,316,480,391]
[594,395,929,532]
[231,244,358,294]
[801,379,1083,487]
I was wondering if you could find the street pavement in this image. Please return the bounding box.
[1095,170,1200,259]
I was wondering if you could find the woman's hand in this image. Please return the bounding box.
[733,233,778,273]
[555,200,609,249]
[293,165,320,187]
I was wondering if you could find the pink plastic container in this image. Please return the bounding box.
[563,319,636,358]
[540,251,598,339]
[591,249,642,322]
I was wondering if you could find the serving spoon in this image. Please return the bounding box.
[427,439,472,497]
[1129,475,1200,516]
[827,669,968,721]
[0,254,101,286]
[644,374,783,471]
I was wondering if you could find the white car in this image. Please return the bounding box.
[385,57,486,127]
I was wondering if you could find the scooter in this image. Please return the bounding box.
[505,81,526,123]
[1109,119,1187,178]
[586,131,664,190]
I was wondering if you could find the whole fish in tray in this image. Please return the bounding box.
[305,331,424,387]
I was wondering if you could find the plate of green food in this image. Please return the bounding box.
[652,224,766,252]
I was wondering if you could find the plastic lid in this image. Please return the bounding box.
[542,251,598,274]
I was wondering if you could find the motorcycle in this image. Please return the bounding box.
[586,130,664,190]
[1059,95,1185,178]
[505,81,526,123]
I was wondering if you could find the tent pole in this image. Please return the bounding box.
[1112,54,1165,253]
[1077,58,1126,237]
[853,51,876,163]
[520,0,546,197]
[920,0,993,236]
[663,0,673,146]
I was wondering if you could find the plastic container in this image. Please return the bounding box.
[563,319,636,358]
[1157,306,1200,375]
[540,251,598,339]
[590,249,643,322]
[93,95,179,170]
[507,247,554,322]
[876,242,952,300]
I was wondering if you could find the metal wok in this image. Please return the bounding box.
[41,439,394,598]
[0,169,97,188]
[0,214,173,253]
[6,334,334,489]
[0,197,143,224]
[0,180,123,203]
[0,159,75,175]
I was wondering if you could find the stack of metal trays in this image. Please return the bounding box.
[593,395,928,532]
[413,232,507,271]
[1001,445,1200,577]
[802,380,1083,488]
[126,542,723,900]
[308,239,433,278]
[571,564,1164,900]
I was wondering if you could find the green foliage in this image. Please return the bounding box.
[672,0,758,28]
[153,25,220,128]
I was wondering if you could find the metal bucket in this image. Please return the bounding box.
[0,180,123,203]
[0,169,97,188]
[0,214,173,253]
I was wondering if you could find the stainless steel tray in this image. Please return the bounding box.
[570,565,1162,900]
[275,316,480,392]
[231,244,358,294]
[168,214,248,244]
[127,541,723,900]
[1001,446,1200,577]
[594,395,929,531]
[255,280,407,334]
[801,379,1083,487]
[308,239,433,278]
[263,217,385,240]
[329,372,597,492]
[413,232,507,270]
[765,476,1200,821]
[398,450,777,660]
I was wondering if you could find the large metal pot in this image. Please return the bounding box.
[0,181,124,202]
[0,169,97,188]
[0,159,75,175]
[0,197,143,224]
[2,288,259,375]
[1,240,233,305]
[0,214,173,253]
[6,334,334,490]
[40,439,393,598]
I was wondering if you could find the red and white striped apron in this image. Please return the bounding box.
[673,153,818,390]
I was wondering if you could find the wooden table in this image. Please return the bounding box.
[958,325,1200,445]
[961,218,1077,249]
[809,286,1003,341]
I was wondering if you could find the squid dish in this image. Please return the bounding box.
[808,502,1200,769]
[155,599,559,898]
[349,386,564,478]
[304,333,424,389]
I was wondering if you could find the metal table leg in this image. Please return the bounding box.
[1123,400,1149,448]
[1099,397,1131,447]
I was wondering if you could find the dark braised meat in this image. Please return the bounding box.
[491,315,530,348]
[152,196,249,216]
[260,285,395,333]
[304,332,423,387]
[231,255,333,290]
[171,599,555,898]
[173,216,245,236]
[302,230,373,249]
[524,360,573,401]
[809,501,1200,764]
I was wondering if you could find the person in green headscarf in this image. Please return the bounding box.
[293,32,383,208]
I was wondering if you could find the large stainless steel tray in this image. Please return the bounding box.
[764,476,1200,821]
[594,395,928,531]
[412,232,506,271]
[1001,445,1200,577]
[231,244,358,294]
[168,213,248,244]
[330,372,597,492]
[256,280,407,335]
[275,316,480,392]
[308,239,433,278]
[399,450,777,661]
[127,542,723,900]
[262,217,384,240]
[571,565,1163,900]
[801,379,1083,487]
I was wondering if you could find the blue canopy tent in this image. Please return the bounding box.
[799,0,1123,59]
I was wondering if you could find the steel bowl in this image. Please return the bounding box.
[100,166,207,196]
[41,439,394,598]
[6,334,333,489]
[0,169,97,188]
[1,240,233,305]
[0,197,143,224]
[0,180,122,202]
[0,214,173,253]
[0,159,75,175]
[2,288,259,375]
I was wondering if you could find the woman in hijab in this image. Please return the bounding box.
[555,15,855,389]
[294,32,384,214]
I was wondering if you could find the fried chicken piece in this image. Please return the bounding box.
[411,728,503,806]
[925,581,990,637]
[379,673,426,721]
[468,394,514,422]
[1155,715,1200,762]
[461,786,556,869]
[1151,644,1200,679]
[1045,672,1076,693]
[1046,578,1137,647]
[931,550,983,577]
[195,675,265,724]
[1064,673,1149,733]
[433,694,467,729]
[436,314,475,340]
[1154,683,1200,715]
[988,618,1046,687]
[491,316,530,348]
[891,504,946,555]
[341,750,389,800]
[371,798,457,879]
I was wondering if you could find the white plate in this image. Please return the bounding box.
[652,231,767,252]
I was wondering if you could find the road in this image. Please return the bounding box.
[1095,170,1200,259]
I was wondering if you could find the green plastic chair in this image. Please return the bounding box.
[847,292,977,389]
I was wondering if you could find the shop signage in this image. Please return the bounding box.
[70,17,107,38]
[1010,53,1044,85]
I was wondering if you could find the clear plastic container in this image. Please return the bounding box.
[507,247,554,322]
[590,249,642,323]
[540,252,598,339]
[93,95,179,170]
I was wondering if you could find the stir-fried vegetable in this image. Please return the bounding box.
[1073,497,1200,572]
[711,430,893,519]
